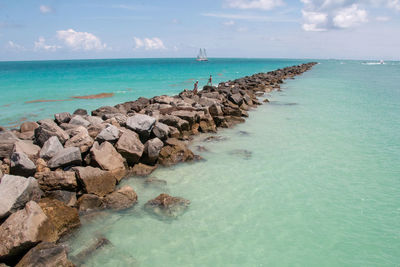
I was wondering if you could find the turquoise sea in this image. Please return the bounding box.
[2,59,400,266]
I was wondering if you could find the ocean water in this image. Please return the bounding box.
[62,60,400,266]
[0,58,305,128]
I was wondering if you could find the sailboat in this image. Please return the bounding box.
[196,48,208,61]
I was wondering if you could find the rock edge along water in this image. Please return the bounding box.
[0,62,317,266]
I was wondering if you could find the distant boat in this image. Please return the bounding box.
[196,48,208,62]
[362,60,386,65]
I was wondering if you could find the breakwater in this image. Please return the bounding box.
[0,62,317,266]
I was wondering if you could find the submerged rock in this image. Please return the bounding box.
[231,149,252,159]
[144,177,167,186]
[145,193,190,218]
[203,135,228,142]
[70,237,111,265]
[77,194,103,213]
[102,185,137,210]
[130,163,157,177]
[158,138,194,166]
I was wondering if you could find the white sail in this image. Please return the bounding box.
[196,48,208,61]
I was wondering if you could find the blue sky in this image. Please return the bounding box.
[0,0,399,61]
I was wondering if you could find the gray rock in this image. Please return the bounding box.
[228,93,243,106]
[0,175,43,219]
[171,110,199,125]
[54,112,72,124]
[45,190,77,207]
[115,130,144,165]
[209,104,223,117]
[91,106,120,117]
[142,138,164,165]
[10,152,36,177]
[13,140,40,161]
[64,130,94,153]
[40,136,63,160]
[158,115,189,132]
[96,124,120,143]
[126,114,156,140]
[69,115,90,128]
[35,170,77,191]
[85,116,103,125]
[0,131,19,159]
[48,147,82,169]
[65,125,88,137]
[73,108,87,116]
[152,122,170,140]
[34,122,69,147]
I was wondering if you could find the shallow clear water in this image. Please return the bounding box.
[66,60,400,266]
[0,58,306,127]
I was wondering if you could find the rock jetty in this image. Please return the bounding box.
[0,62,317,265]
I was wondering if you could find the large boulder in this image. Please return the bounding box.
[158,115,189,132]
[73,166,116,197]
[64,130,94,153]
[0,175,42,219]
[90,141,126,182]
[91,106,120,117]
[152,122,170,140]
[45,190,77,207]
[48,147,82,169]
[96,124,120,143]
[103,185,137,210]
[10,152,36,177]
[0,131,19,159]
[34,122,69,147]
[77,194,103,213]
[158,138,195,166]
[0,201,58,265]
[15,242,74,267]
[39,136,63,160]
[170,110,199,125]
[38,198,80,237]
[13,140,40,161]
[73,108,87,116]
[69,115,90,128]
[142,138,164,165]
[126,114,156,140]
[54,112,72,124]
[115,130,144,165]
[35,170,77,191]
[228,93,243,106]
[144,193,190,218]
[20,122,39,133]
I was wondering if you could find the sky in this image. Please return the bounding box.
[0,0,399,61]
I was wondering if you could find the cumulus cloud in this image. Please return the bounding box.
[6,41,26,51]
[56,29,107,51]
[301,0,369,31]
[134,37,166,50]
[39,5,53,14]
[34,37,60,51]
[387,0,400,10]
[224,0,283,10]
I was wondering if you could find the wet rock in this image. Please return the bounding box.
[54,112,72,124]
[263,98,270,103]
[96,124,120,143]
[34,122,69,147]
[142,138,163,165]
[48,147,82,169]
[199,115,217,133]
[152,122,170,140]
[0,201,58,265]
[131,163,157,177]
[91,106,120,117]
[0,175,42,219]
[64,130,94,153]
[144,177,167,186]
[20,122,39,133]
[70,237,111,265]
[39,136,63,160]
[77,194,103,213]
[15,242,74,267]
[115,130,144,165]
[237,130,250,136]
[0,131,19,159]
[35,170,77,191]
[145,193,190,218]
[158,138,194,166]
[73,108,87,116]
[39,198,80,237]
[231,149,252,159]
[103,185,137,210]
[90,141,126,182]
[13,140,40,161]
[195,145,208,152]
[10,152,36,177]
[126,114,156,140]
[69,115,90,128]
[74,166,116,197]
[45,190,77,207]
[203,135,228,142]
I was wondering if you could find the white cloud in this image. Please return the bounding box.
[224,0,284,10]
[56,29,107,51]
[375,16,390,21]
[302,10,328,31]
[201,13,295,22]
[34,37,60,51]
[134,37,166,50]
[6,41,25,51]
[39,5,53,14]
[387,0,400,10]
[333,4,367,28]
[223,20,235,26]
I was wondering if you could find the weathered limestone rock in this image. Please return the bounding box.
[54,112,72,124]
[159,115,189,132]
[87,124,105,139]
[65,125,88,138]
[64,130,94,153]
[39,198,80,237]
[90,141,126,182]
[151,122,170,140]
[115,130,144,165]
[158,138,194,166]
[10,152,36,177]
[39,136,63,160]
[15,242,74,267]
[145,193,190,218]
[74,166,116,197]
[168,126,180,138]
[35,158,49,173]
[77,194,103,212]
[48,147,82,169]
[0,131,19,159]
[0,201,58,264]
[126,114,156,140]
[103,185,137,210]
[130,163,157,176]
[91,106,120,117]
[20,122,39,133]
[142,138,163,165]
[85,115,104,126]
[228,93,243,106]
[0,175,42,219]
[13,140,40,161]
[96,124,120,143]
[35,170,77,191]
[208,104,223,117]
[34,122,69,147]
[171,110,199,125]
[45,190,77,207]
[69,115,90,128]
[73,108,87,116]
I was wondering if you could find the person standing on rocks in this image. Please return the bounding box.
[207,75,212,86]
[193,80,199,95]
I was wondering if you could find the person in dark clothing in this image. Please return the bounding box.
[207,75,212,86]
[193,80,199,94]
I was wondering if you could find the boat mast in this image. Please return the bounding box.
[203,48,208,59]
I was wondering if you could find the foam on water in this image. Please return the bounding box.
[65,60,400,266]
